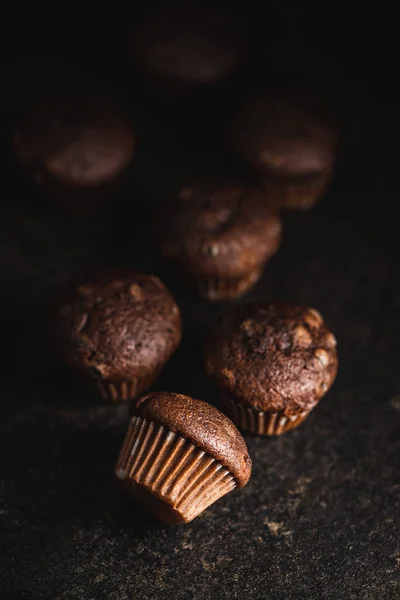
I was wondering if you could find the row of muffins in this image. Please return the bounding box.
[11,86,338,219]
[52,269,338,523]
[12,98,337,302]
[14,3,339,525]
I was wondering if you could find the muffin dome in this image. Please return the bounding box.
[52,270,181,400]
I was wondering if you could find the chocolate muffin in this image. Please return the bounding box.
[232,92,338,210]
[12,92,135,213]
[115,392,252,524]
[52,271,181,401]
[158,183,282,300]
[206,302,338,435]
[131,4,243,90]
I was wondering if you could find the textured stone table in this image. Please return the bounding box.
[1,11,399,599]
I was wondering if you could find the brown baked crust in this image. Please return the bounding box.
[233,92,338,178]
[159,183,282,279]
[13,93,135,187]
[206,302,338,415]
[132,5,242,86]
[132,392,252,487]
[52,270,181,382]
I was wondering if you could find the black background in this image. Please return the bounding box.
[1,3,399,599]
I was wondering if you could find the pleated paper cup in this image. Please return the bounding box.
[115,415,236,523]
[221,396,309,436]
[264,170,333,211]
[196,267,262,302]
[27,169,129,216]
[82,372,158,403]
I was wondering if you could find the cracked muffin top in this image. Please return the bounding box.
[159,182,282,279]
[52,270,181,382]
[206,302,338,415]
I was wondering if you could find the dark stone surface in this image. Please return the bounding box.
[1,7,399,600]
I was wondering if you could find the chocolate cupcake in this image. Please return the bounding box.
[52,271,181,401]
[12,92,135,213]
[115,392,252,524]
[158,183,282,300]
[131,4,243,91]
[232,92,338,210]
[206,302,338,435]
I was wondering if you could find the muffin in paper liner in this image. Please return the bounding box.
[51,271,182,403]
[232,91,338,212]
[264,170,333,211]
[220,396,309,436]
[115,392,252,524]
[115,416,236,523]
[131,4,244,91]
[206,302,338,436]
[158,183,282,302]
[12,91,135,215]
[33,174,128,216]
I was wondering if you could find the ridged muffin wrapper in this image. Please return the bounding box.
[115,415,236,523]
[80,372,158,403]
[97,373,159,402]
[264,169,333,211]
[221,396,309,436]
[196,267,262,302]
[25,166,130,215]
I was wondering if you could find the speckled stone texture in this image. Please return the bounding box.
[1,8,399,600]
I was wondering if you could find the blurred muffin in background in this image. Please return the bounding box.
[157,181,282,301]
[232,91,338,210]
[12,91,135,214]
[131,4,244,91]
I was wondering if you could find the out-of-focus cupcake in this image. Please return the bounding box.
[51,270,181,401]
[158,182,282,301]
[232,91,338,210]
[206,302,338,435]
[115,392,252,524]
[12,91,135,214]
[131,4,243,92]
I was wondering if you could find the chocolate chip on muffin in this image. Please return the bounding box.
[51,270,181,401]
[232,91,338,210]
[115,392,252,523]
[206,302,338,435]
[158,182,282,300]
[12,91,135,213]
